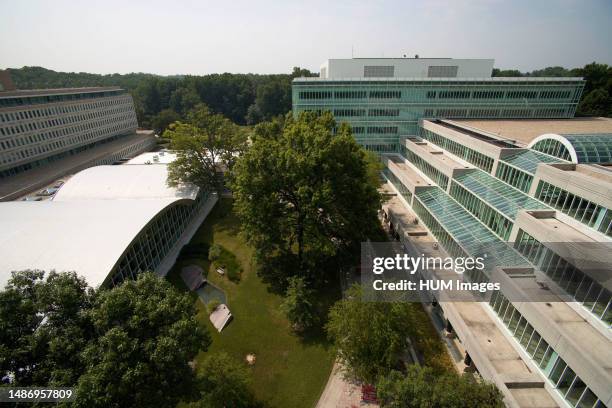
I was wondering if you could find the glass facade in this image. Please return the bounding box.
[399,144,449,189]
[532,134,612,164]
[383,167,413,204]
[420,128,495,172]
[292,78,584,152]
[535,181,611,237]
[109,191,210,286]
[514,230,611,326]
[490,291,608,407]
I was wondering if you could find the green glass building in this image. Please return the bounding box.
[292,58,585,152]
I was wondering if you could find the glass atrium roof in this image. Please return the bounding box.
[454,170,549,219]
[501,150,563,174]
[415,188,529,267]
[563,133,612,164]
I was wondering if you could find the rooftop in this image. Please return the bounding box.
[453,170,550,219]
[500,150,564,174]
[0,86,124,99]
[453,118,612,146]
[414,188,530,267]
[0,162,199,289]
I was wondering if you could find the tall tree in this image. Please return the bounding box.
[281,276,317,331]
[74,272,209,408]
[231,111,382,282]
[0,270,93,387]
[326,285,416,384]
[377,366,504,408]
[166,104,248,194]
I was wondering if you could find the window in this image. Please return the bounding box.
[427,65,458,78]
[364,65,394,77]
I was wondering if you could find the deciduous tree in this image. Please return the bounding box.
[231,111,382,282]
[326,285,416,384]
[377,366,504,408]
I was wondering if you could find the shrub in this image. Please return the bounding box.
[209,244,242,282]
[207,299,221,314]
[208,244,222,262]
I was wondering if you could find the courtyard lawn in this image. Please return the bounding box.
[168,198,337,408]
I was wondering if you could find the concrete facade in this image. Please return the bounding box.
[0,87,138,178]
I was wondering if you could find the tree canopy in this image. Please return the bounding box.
[377,366,504,408]
[165,105,248,194]
[326,285,417,384]
[186,352,255,408]
[8,66,318,128]
[231,111,383,284]
[492,62,612,117]
[0,271,210,408]
[281,276,318,331]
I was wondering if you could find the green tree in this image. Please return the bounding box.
[281,276,317,331]
[166,105,247,194]
[326,285,416,384]
[0,270,93,387]
[73,273,209,408]
[577,89,610,117]
[152,108,181,135]
[231,111,382,282]
[377,366,504,408]
[186,352,255,408]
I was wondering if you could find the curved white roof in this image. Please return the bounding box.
[0,163,199,289]
[54,165,198,201]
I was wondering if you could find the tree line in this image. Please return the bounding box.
[8,66,317,131]
[493,62,612,117]
[8,61,611,134]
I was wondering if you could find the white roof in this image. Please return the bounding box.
[53,165,198,201]
[0,163,198,289]
[126,150,177,164]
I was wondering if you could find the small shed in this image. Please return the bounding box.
[209,304,232,332]
[181,265,205,290]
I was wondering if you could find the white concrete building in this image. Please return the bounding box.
[0,152,217,289]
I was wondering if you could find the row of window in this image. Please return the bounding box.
[110,191,210,286]
[383,167,413,204]
[449,181,513,240]
[514,230,611,326]
[0,90,127,108]
[0,102,135,137]
[0,133,145,179]
[495,162,534,193]
[0,115,137,167]
[367,126,398,134]
[361,143,398,153]
[411,194,467,259]
[490,291,606,408]
[0,94,133,123]
[535,181,611,237]
[299,89,576,101]
[421,128,494,172]
[1,111,137,153]
[401,145,450,189]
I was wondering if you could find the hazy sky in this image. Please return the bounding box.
[1,0,611,75]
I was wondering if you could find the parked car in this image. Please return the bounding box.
[36,187,59,196]
[22,196,43,201]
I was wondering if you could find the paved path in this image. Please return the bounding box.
[316,362,378,408]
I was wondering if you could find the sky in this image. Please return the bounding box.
[1,0,611,76]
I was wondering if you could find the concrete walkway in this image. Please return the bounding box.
[316,362,378,408]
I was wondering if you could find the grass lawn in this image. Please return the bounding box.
[168,198,336,408]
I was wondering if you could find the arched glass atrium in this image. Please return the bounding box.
[530,133,612,164]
